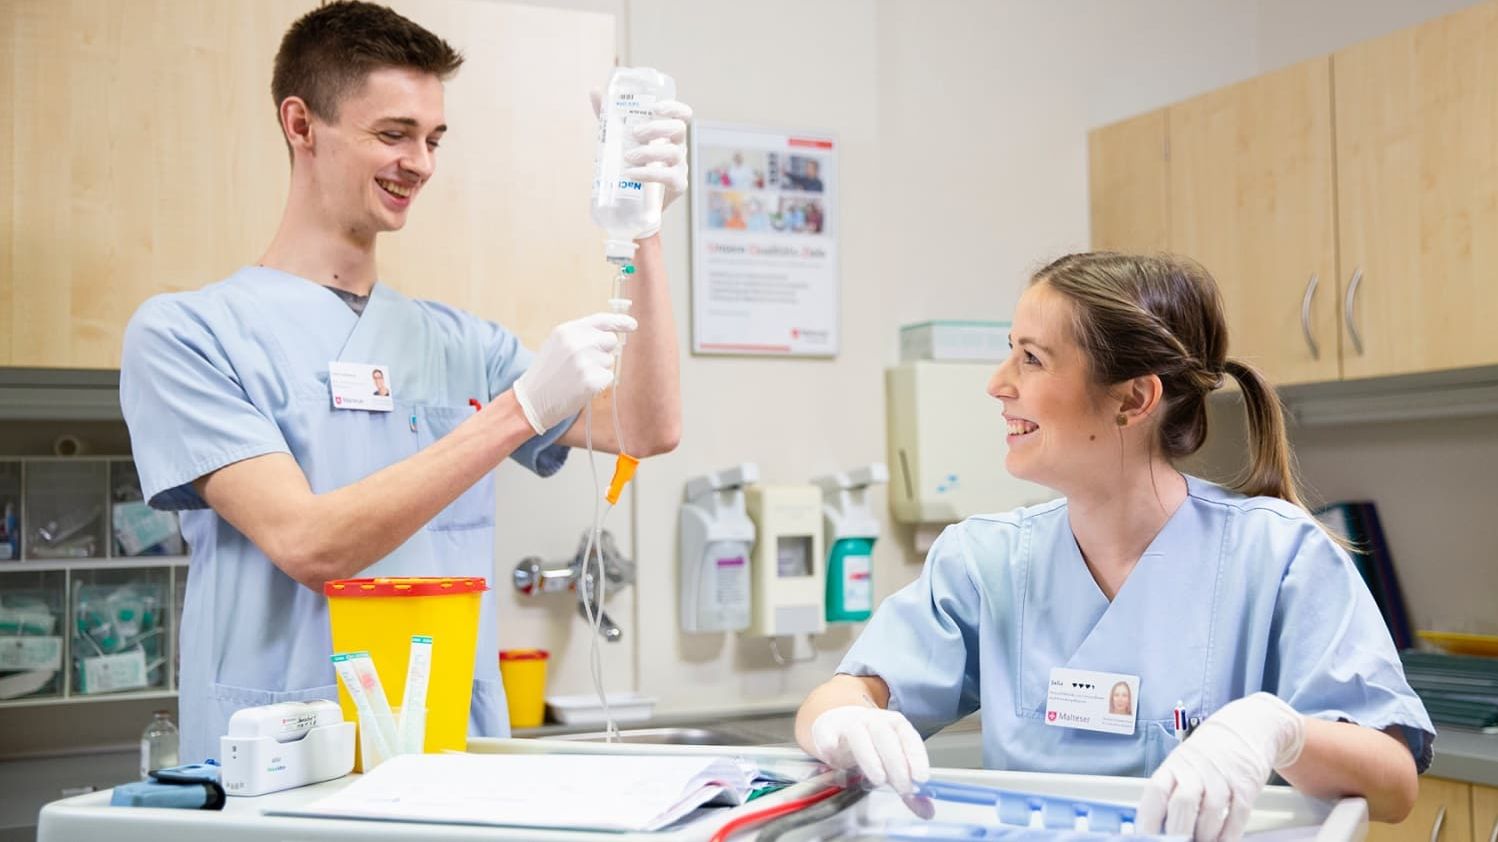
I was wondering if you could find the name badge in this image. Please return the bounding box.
[1045,667,1139,735]
[329,361,394,412]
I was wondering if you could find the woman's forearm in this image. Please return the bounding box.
[794,674,889,755]
[1277,719,1418,823]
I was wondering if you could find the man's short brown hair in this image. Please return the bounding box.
[272,1,464,124]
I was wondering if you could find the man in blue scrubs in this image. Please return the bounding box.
[119,1,690,762]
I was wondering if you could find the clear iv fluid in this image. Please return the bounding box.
[591,66,676,263]
[140,709,179,778]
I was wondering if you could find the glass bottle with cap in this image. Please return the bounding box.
[140,709,179,778]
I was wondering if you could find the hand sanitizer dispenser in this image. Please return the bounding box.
[680,463,758,633]
[744,484,825,638]
[812,463,887,623]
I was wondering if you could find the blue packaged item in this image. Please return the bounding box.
[110,761,224,810]
[915,780,1137,831]
[883,824,1173,841]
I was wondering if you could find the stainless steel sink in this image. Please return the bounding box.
[540,726,762,746]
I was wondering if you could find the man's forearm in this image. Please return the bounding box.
[561,234,681,455]
[614,234,680,454]
[200,392,537,589]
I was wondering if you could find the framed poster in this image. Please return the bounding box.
[690,121,838,356]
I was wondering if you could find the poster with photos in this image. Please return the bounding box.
[690,121,838,357]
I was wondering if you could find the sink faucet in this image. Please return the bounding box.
[513,529,635,642]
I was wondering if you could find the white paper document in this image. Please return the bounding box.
[273,753,761,833]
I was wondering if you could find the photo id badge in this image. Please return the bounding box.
[1045,667,1140,735]
[329,361,394,412]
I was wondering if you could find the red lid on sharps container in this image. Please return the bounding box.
[323,577,489,597]
[499,649,550,661]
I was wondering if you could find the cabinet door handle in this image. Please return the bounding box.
[1429,803,1447,842]
[1300,273,1320,359]
[1343,267,1365,355]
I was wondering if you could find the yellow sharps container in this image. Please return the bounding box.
[325,577,486,769]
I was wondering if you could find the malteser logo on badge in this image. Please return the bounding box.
[1046,710,1057,721]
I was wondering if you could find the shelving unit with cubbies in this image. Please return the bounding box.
[0,455,188,708]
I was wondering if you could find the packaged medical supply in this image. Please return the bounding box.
[399,635,433,750]
[111,761,225,810]
[331,651,396,763]
[900,320,1011,363]
[73,580,167,694]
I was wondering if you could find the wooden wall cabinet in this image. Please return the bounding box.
[2,0,615,369]
[1366,778,1498,842]
[1166,58,1341,387]
[1331,0,1498,381]
[1473,784,1498,842]
[1088,0,1498,388]
[1088,110,1170,255]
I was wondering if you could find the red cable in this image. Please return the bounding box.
[708,785,844,842]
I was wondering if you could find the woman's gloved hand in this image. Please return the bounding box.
[511,313,637,434]
[809,704,931,795]
[1136,692,1307,842]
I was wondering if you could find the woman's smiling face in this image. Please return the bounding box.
[987,282,1120,493]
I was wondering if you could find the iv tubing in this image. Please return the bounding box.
[579,262,634,742]
[707,785,845,842]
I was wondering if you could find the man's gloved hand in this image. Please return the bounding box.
[591,93,694,231]
[511,313,637,435]
[809,705,931,796]
[1136,692,1306,842]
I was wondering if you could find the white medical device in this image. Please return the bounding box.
[220,699,354,797]
[744,483,826,638]
[886,362,1050,547]
[680,463,758,633]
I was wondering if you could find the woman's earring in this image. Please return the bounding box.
[1115,413,1127,427]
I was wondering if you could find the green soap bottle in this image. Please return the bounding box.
[825,536,874,622]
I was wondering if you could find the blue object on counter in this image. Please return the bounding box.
[914,780,1137,831]
[883,823,1178,841]
[110,761,224,810]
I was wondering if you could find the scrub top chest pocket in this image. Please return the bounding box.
[413,405,494,532]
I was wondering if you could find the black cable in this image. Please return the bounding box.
[756,786,869,841]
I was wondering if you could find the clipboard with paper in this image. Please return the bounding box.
[269,752,794,833]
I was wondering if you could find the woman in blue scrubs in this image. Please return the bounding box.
[796,252,1432,841]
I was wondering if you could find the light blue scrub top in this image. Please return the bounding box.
[119,267,572,762]
[839,475,1435,777]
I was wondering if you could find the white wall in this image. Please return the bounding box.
[496,0,1494,716]
[1187,405,1498,638]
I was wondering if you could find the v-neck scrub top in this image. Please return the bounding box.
[838,475,1434,777]
[120,266,573,762]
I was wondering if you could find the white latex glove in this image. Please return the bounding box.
[1136,693,1307,842]
[809,704,931,796]
[591,92,694,226]
[510,313,637,435]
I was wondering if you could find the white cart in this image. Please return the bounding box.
[38,739,1367,842]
